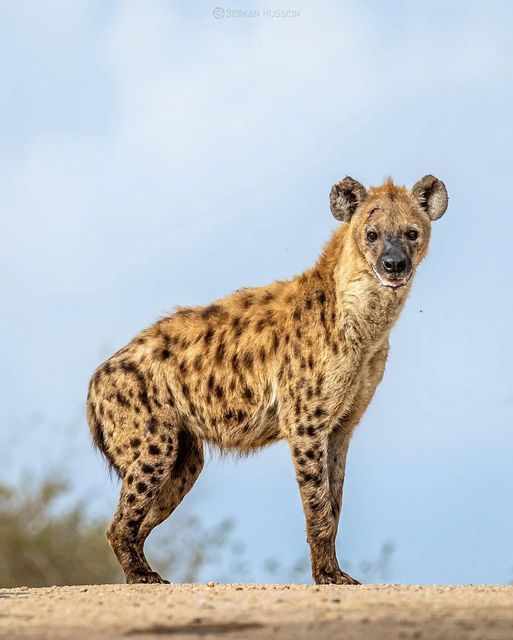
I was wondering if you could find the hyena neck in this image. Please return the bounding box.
[315,226,410,346]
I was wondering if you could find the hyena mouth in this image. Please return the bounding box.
[372,267,413,289]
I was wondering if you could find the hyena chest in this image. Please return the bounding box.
[322,335,389,424]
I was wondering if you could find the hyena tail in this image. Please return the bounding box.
[86,384,121,477]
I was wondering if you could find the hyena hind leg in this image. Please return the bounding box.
[107,429,204,584]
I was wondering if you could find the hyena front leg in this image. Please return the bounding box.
[327,422,351,538]
[326,422,360,584]
[326,343,389,582]
[289,430,358,585]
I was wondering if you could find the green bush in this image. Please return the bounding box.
[0,476,239,587]
[0,478,120,587]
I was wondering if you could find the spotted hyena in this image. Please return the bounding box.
[87,175,448,585]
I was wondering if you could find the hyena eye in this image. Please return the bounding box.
[366,230,378,242]
[406,229,418,241]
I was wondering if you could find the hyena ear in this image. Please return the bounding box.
[329,176,367,223]
[411,175,448,221]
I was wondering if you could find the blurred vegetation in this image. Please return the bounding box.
[0,476,238,588]
[0,477,118,587]
[359,542,395,583]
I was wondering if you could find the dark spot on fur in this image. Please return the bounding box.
[139,390,150,409]
[115,391,129,407]
[204,327,215,345]
[243,352,253,370]
[136,481,147,494]
[255,311,273,333]
[148,444,161,456]
[314,406,326,419]
[141,463,154,474]
[215,341,225,364]
[147,417,157,434]
[127,519,140,531]
[161,349,170,360]
[126,493,136,504]
[175,308,194,317]
[232,316,248,339]
[201,304,223,319]
[130,437,141,449]
[241,294,254,309]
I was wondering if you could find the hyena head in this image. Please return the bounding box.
[330,175,448,288]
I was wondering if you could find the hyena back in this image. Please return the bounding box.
[87,175,448,584]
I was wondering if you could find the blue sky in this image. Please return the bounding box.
[1,0,512,584]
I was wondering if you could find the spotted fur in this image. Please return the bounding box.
[87,175,447,584]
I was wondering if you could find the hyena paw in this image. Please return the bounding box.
[315,569,361,586]
[126,570,170,585]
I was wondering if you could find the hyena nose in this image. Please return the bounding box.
[382,255,406,274]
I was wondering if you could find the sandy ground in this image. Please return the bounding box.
[0,584,512,640]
